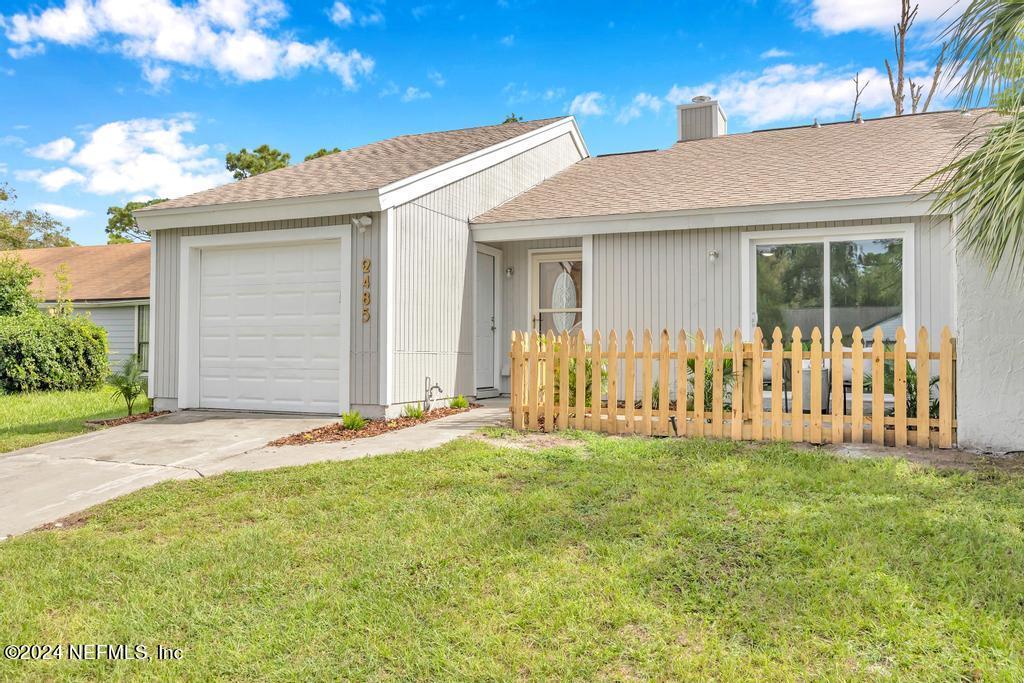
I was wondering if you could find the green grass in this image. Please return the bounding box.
[0,387,132,453]
[2,434,1023,680]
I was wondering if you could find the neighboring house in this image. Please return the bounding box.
[1,243,151,371]
[135,105,1022,453]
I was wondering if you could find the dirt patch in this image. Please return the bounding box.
[472,427,582,451]
[85,411,170,427]
[35,508,93,532]
[268,405,480,447]
[812,442,1024,474]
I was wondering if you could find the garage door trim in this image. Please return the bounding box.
[177,225,352,413]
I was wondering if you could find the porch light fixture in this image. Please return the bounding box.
[708,250,720,263]
[505,266,514,279]
[354,215,372,233]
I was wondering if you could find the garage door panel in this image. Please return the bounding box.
[198,241,343,413]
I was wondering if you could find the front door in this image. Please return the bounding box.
[475,249,497,395]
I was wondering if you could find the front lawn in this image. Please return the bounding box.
[0,387,130,453]
[1,433,1022,680]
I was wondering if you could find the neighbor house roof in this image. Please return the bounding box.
[472,110,990,224]
[0,243,150,302]
[143,117,566,212]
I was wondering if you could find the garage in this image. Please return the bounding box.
[174,226,352,415]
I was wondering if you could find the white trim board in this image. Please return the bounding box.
[137,118,587,232]
[176,224,353,412]
[739,223,916,347]
[471,195,934,242]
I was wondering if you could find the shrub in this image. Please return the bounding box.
[0,314,108,392]
[0,256,40,317]
[341,410,367,431]
[450,394,469,409]
[109,354,148,416]
[402,403,424,419]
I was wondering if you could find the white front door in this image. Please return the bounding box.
[197,241,343,413]
[475,249,497,393]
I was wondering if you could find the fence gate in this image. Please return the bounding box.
[509,326,956,448]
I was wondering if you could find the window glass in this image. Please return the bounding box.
[137,305,150,369]
[538,260,582,310]
[830,238,903,344]
[538,311,582,335]
[755,243,824,336]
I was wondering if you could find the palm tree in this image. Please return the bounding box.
[931,0,1024,277]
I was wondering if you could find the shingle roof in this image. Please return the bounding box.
[145,117,566,211]
[0,243,149,302]
[472,110,991,224]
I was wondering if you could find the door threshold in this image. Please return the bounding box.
[475,388,500,399]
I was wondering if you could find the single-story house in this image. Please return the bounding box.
[1,243,151,371]
[135,103,1022,453]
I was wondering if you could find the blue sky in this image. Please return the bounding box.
[0,0,956,244]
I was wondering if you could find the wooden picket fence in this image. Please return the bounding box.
[510,326,957,448]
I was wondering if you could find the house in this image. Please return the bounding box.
[135,103,1022,453]
[1,243,151,371]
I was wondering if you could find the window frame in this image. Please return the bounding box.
[528,248,585,335]
[740,224,916,348]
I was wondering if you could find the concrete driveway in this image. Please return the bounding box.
[0,403,507,538]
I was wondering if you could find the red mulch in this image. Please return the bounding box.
[86,411,170,427]
[268,405,480,447]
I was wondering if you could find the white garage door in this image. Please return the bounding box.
[198,242,342,413]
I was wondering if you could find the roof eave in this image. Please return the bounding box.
[470,194,937,242]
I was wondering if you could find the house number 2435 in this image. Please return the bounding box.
[361,258,372,323]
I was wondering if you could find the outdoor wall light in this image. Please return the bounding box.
[505,266,514,279]
[708,250,720,263]
[354,215,372,232]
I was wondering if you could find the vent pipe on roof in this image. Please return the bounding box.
[677,95,728,142]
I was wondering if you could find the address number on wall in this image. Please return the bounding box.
[361,258,372,323]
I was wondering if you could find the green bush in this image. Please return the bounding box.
[109,354,148,416]
[0,314,109,392]
[0,256,41,317]
[402,403,424,419]
[450,395,469,409]
[340,410,367,431]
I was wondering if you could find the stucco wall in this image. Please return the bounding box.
[956,253,1024,453]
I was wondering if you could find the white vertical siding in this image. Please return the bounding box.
[390,132,582,404]
[76,305,137,369]
[590,216,954,336]
[151,214,379,405]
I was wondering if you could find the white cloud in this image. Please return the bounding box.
[7,42,45,59]
[2,0,374,88]
[798,0,959,34]
[142,62,172,89]
[666,63,899,127]
[34,202,88,219]
[401,86,430,102]
[427,69,445,87]
[27,136,75,160]
[616,92,663,124]
[500,34,515,46]
[37,167,87,191]
[568,91,605,117]
[359,10,384,26]
[329,1,353,26]
[21,115,232,199]
[760,48,792,59]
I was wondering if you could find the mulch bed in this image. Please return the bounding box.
[86,411,170,427]
[268,405,480,447]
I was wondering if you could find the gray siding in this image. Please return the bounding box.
[390,132,583,404]
[590,216,954,336]
[151,214,380,405]
[77,305,137,369]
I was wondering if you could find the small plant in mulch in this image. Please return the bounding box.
[341,410,368,431]
[268,402,481,447]
[402,403,425,419]
[450,395,469,409]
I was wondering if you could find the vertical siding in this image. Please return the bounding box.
[151,214,379,404]
[77,305,137,368]
[590,215,954,336]
[390,132,582,403]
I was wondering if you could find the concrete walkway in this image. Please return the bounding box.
[0,402,508,538]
